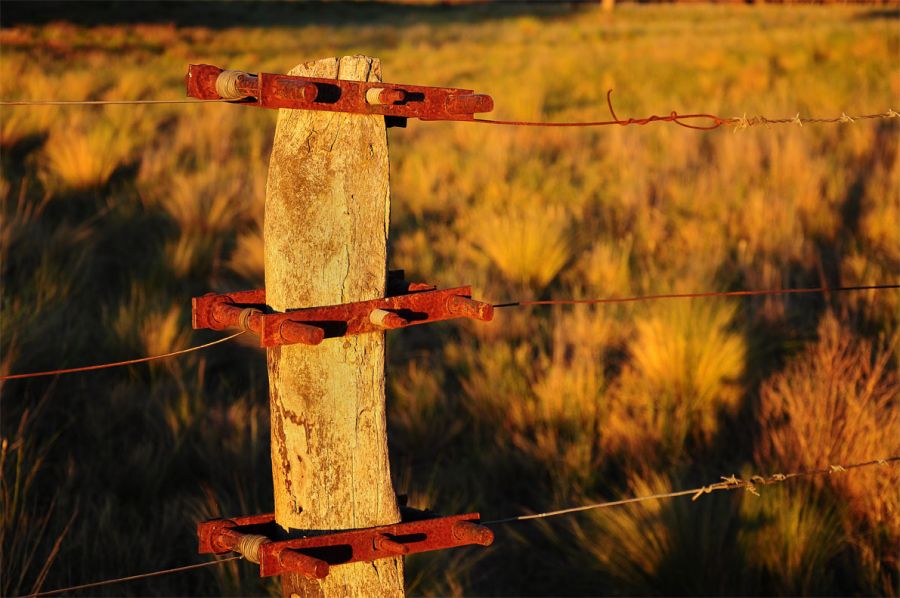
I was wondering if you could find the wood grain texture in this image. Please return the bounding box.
[264,55,402,598]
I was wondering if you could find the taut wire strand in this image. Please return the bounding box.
[0,331,247,381]
[482,456,899,526]
[22,556,243,598]
[492,283,900,309]
[0,99,234,106]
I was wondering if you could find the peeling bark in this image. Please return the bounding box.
[264,55,402,598]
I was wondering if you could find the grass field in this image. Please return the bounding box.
[1,2,898,595]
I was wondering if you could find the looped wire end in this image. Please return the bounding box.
[691,486,712,501]
[215,70,251,100]
[235,534,270,564]
[238,307,262,331]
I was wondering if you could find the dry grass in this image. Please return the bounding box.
[1,4,898,595]
[755,313,900,593]
[568,471,743,595]
[739,484,845,595]
[465,201,571,288]
[41,119,127,191]
[604,300,746,463]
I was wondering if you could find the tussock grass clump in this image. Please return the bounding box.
[605,301,745,462]
[228,225,265,284]
[140,305,189,357]
[570,472,743,595]
[580,236,634,298]
[755,314,900,593]
[0,68,60,149]
[160,167,246,236]
[739,485,845,595]
[153,166,249,278]
[467,202,570,288]
[41,119,131,192]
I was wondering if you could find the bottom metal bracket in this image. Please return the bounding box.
[198,510,493,580]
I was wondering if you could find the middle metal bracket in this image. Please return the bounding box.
[192,271,493,348]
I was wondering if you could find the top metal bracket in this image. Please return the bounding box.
[185,64,493,124]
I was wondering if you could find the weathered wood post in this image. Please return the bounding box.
[264,55,403,597]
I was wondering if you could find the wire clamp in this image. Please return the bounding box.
[185,64,493,127]
[198,509,493,579]
[191,270,493,347]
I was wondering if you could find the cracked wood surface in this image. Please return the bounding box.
[264,55,402,598]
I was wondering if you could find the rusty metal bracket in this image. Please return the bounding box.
[192,272,493,348]
[198,510,493,579]
[185,64,493,124]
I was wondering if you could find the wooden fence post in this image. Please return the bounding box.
[263,55,403,598]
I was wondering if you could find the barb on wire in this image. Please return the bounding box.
[732,109,899,129]
[491,283,900,309]
[481,456,899,526]
[0,331,246,381]
[22,555,243,598]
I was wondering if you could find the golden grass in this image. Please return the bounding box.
[604,300,745,462]
[140,305,189,357]
[569,470,745,595]
[756,313,900,593]
[2,5,898,595]
[159,167,247,235]
[739,485,845,595]
[580,236,634,298]
[466,201,571,288]
[40,117,132,192]
[0,68,69,148]
[228,225,265,284]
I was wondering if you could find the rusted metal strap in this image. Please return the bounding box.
[185,64,493,124]
[198,511,493,580]
[192,273,493,347]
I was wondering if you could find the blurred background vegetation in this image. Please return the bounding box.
[1,2,898,595]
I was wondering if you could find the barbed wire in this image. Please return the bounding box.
[473,90,899,130]
[492,283,900,309]
[21,555,243,598]
[731,110,900,129]
[19,457,895,595]
[2,284,895,381]
[482,456,899,526]
[473,110,899,130]
[0,331,246,381]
